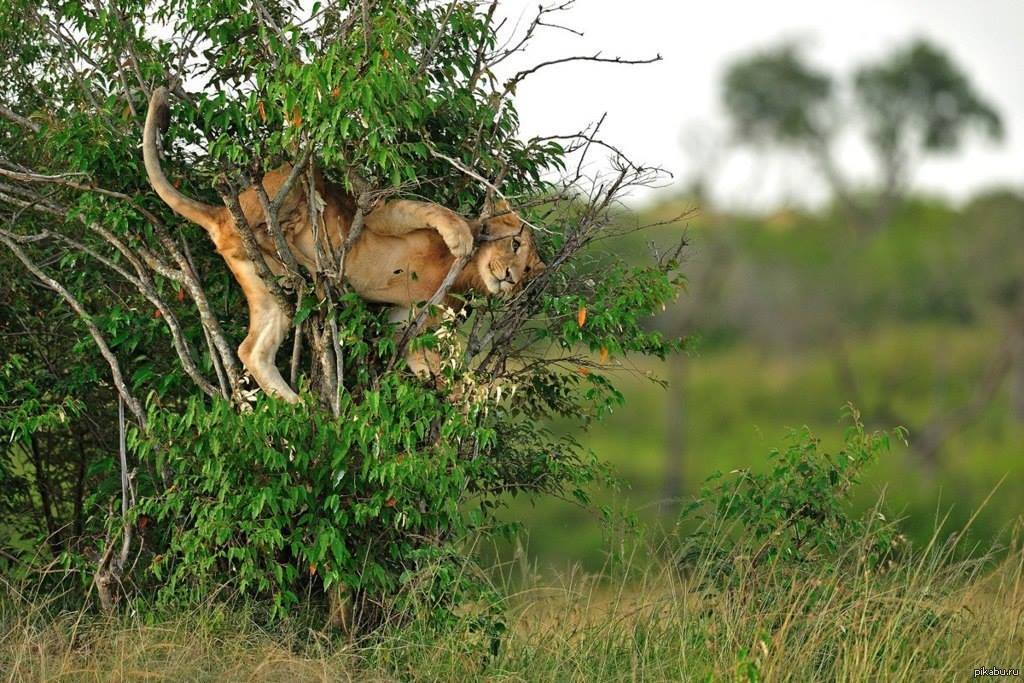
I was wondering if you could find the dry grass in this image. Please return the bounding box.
[2,535,1021,682]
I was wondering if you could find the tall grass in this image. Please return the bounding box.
[2,520,1021,682]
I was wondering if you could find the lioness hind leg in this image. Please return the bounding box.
[238,302,297,402]
[225,253,299,403]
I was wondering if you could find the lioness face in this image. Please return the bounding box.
[476,208,545,295]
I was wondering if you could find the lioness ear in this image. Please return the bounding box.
[483,195,511,217]
[528,253,546,276]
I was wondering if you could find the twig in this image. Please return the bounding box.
[360,0,372,64]
[392,254,471,370]
[426,146,510,204]
[416,1,460,77]
[467,1,498,90]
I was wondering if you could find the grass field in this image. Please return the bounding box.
[3,520,1021,681]
[8,319,1019,681]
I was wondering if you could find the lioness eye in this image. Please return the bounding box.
[512,238,521,252]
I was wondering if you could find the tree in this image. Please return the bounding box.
[722,39,1003,231]
[0,0,680,628]
[854,39,1004,227]
[720,44,861,222]
[722,44,834,147]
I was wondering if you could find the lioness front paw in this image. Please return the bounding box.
[438,220,474,258]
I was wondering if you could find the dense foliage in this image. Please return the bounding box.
[3,417,1020,680]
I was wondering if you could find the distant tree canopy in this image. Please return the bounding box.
[855,41,1003,154]
[722,38,1003,230]
[723,44,833,146]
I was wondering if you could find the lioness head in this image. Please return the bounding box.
[475,200,545,294]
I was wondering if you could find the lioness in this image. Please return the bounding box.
[142,87,544,402]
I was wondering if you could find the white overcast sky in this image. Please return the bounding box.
[493,0,1024,210]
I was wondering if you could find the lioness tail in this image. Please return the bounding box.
[142,87,222,232]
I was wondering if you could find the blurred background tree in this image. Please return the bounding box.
[854,39,1005,228]
[723,39,1003,232]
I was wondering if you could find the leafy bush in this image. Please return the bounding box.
[679,406,908,577]
[134,365,602,625]
[0,0,682,630]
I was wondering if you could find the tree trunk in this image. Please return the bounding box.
[1011,324,1024,422]
[912,330,1015,467]
[662,355,688,511]
[28,434,61,555]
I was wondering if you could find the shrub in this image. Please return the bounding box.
[134,360,601,625]
[678,406,908,578]
[0,0,682,626]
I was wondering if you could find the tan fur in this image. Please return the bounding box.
[143,88,544,402]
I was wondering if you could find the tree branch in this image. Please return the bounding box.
[219,185,292,311]
[0,103,40,133]
[0,231,146,427]
[504,53,661,95]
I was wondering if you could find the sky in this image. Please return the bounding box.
[494,0,1024,210]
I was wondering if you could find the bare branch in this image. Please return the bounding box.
[42,225,219,398]
[219,185,292,311]
[427,146,509,202]
[486,1,577,71]
[504,52,661,96]
[249,147,314,281]
[0,103,40,133]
